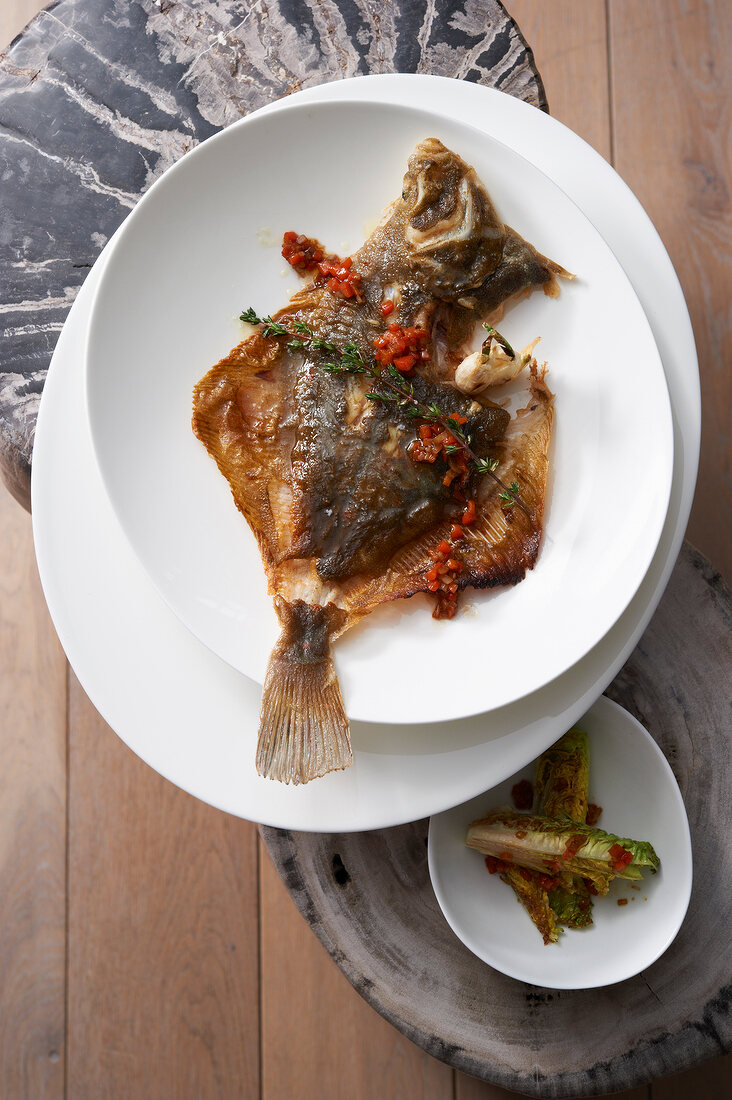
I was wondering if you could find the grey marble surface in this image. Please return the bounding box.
[0,0,545,507]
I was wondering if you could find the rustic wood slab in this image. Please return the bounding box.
[261,544,732,1097]
[0,0,545,508]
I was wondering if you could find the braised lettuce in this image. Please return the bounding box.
[467,808,659,885]
[501,866,560,945]
[469,728,659,945]
[548,882,594,929]
[534,727,590,821]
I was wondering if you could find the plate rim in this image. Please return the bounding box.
[31,74,700,832]
[83,92,675,725]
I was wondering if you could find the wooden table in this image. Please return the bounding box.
[1,2,730,1098]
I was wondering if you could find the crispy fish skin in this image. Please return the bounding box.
[353,138,570,378]
[316,363,553,614]
[192,139,566,785]
[287,367,510,580]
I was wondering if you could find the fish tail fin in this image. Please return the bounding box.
[256,599,352,784]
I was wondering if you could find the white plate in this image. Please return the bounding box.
[32,76,699,832]
[428,697,692,988]
[85,97,672,725]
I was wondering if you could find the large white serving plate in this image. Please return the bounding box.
[32,76,699,832]
[85,97,672,725]
[428,697,692,989]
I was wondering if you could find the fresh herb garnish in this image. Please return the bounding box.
[239,309,289,339]
[498,480,521,507]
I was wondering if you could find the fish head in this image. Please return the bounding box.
[400,138,506,299]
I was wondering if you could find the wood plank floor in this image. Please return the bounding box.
[1,1,730,1097]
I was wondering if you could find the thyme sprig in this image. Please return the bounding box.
[498,480,521,505]
[240,307,532,517]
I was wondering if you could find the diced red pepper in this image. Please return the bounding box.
[511,778,533,810]
[450,524,464,541]
[562,834,586,861]
[281,232,363,300]
[462,499,477,526]
[609,844,633,872]
[380,300,395,316]
[371,319,430,369]
[485,856,508,875]
[585,803,603,826]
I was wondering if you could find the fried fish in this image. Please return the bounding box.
[192,139,569,785]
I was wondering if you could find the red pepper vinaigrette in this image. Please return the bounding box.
[282,231,362,300]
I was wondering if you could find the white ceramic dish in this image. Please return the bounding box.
[85,97,672,725]
[32,76,699,832]
[428,697,692,988]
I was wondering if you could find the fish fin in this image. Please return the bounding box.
[256,599,352,785]
[541,255,575,298]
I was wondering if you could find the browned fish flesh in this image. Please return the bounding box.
[192,138,569,785]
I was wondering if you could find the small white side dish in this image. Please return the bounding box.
[428,697,692,989]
